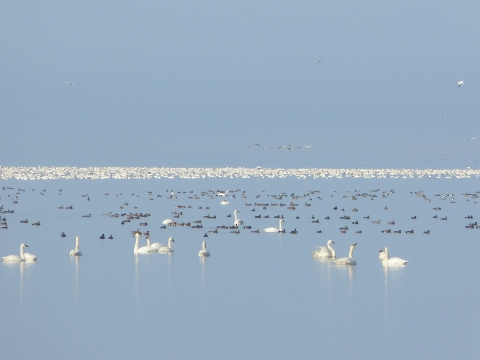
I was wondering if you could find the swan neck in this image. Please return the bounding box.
[134,234,139,251]
[384,247,389,260]
[20,244,25,260]
[146,237,151,247]
[348,246,355,259]
[75,236,80,251]
[279,220,283,231]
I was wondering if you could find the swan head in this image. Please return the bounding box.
[327,240,334,245]
[169,237,175,243]
[21,243,29,248]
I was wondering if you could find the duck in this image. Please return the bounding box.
[311,240,336,258]
[70,236,82,256]
[99,234,105,239]
[2,243,28,262]
[61,232,66,237]
[334,243,357,265]
[264,219,284,233]
[198,241,210,257]
[157,237,175,253]
[382,247,408,266]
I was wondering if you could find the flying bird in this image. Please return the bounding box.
[64,81,77,85]
[248,144,261,148]
[458,80,464,87]
[312,57,323,63]
[468,136,477,141]
[304,145,314,149]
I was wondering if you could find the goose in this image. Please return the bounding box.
[70,236,82,256]
[233,210,243,227]
[311,240,336,258]
[198,241,210,257]
[133,232,156,254]
[334,243,357,265]
[146,236,162,250]
[2,243,28,262]
[264,219,284,232]
[157,237,175,253]
[382,247,408,266]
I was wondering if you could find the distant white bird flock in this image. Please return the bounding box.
[1,166,479,180]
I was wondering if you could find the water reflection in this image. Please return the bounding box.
[3,261,35,303]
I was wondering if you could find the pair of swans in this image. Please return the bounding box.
[264,219,284,233]
[198,241,210,257]
[147,236,174,253]
[134,232,175,253]
[233,210,243,227]
[379,247,408,266]
[311,240,336,258]
[2,243,37,262]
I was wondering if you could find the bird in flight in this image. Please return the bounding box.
[64,81,77,85]
[468,136,477,141]
[248,144,261,148]
[312,57,323,63]
[458,80,464,87]
[304,145,314,149]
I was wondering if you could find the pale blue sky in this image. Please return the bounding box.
[1,1,479,168]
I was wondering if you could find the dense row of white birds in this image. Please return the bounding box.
[0,166,478,180]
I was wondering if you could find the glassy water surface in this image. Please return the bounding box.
[0,178,478,359]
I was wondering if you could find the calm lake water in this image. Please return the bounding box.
[1,177,478,359]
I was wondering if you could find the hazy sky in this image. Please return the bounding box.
[1,1,479,168]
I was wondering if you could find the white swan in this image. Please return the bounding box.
[382,247,408,266]
[264,219,284,232]
[233,210,243,227]
[2,243,28,262]
[335,243,357,265]
[198,241,210,257]
[157,237,175,253]
[220,200,229,205]
[24,250,37,261]
[70,236,82,256]
[311,240,336,258]
[133,232,156,253]
[146,236,162,251]
[162,218,174,225]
